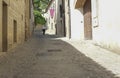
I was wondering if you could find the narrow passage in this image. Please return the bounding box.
[0,28,118,78]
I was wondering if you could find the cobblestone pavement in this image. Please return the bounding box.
[0,28,119,78]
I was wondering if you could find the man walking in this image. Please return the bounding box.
[42,26,47,35]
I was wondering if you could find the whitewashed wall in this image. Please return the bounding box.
[70,0,84,40]
[92,0,120,49]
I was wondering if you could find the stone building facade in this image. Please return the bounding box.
[55,0,66,36]
[0,0,33,52]
[30,0,35,36]
[47,0,120,53]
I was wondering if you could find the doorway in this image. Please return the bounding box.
[83,0,92,40]
[25,22,27,41]
[2,1,8,52]
[13,20,17,43]
[62,0,66,37]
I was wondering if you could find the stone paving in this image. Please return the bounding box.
[0,28,119,78]
[62,39,120,78]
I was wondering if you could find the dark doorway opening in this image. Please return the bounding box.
[83,0,92,40]
[62,0,66,37]
[2,1,8,52]
[13,20,17,43]
[25,22,27,41]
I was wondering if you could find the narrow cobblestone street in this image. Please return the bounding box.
[0,28,119,78]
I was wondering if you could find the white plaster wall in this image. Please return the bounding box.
[92,0,120,49]
[70,0,84,40]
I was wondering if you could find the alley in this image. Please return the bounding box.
[0,28,119,78]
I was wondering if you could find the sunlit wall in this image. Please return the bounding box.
[92,0,120,51]
[70,0,84,40]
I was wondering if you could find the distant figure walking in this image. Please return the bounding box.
[42,26,47,35]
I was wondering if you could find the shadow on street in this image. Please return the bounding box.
[0,29,119,78]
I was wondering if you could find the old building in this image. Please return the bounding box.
[46,0,66,37]
[0,0,34,52]
[74,0,120,53]
[46,0,120,53]
[56,0,66,37]
[25,0,30,41]
[30,0,35,36]
[47,0,84,39]
[64,0,71,39]
[44,0,56,34]
[74,0,92,40]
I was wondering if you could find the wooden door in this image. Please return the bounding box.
[84,0,92,40]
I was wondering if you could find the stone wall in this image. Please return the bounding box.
[0,0,31,52]
[55,0,65,36]
[25,0,31,41]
